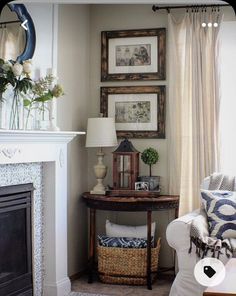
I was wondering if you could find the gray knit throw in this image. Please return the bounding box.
[208,173,235,191]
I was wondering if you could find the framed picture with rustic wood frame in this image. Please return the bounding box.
[101,28,166,81]
[100,86,165,139]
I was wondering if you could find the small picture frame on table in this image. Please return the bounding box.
[135,182,149,191]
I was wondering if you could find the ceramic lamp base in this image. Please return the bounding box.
[90,149,107,195]
[90,189,106,195]
[90,179,106,195]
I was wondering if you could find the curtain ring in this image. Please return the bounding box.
[217,7,220,23]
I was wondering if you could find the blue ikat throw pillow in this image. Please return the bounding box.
[201,190,236,239]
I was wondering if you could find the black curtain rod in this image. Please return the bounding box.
[0,20,21,25]
[152,4,230,12]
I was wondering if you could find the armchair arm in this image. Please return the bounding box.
[166,209,200,251]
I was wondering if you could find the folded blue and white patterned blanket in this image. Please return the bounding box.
[98,235,154,248]
[189,209,236,259]
[189,181,236,258]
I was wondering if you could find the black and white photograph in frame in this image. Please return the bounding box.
[135,182,149,191]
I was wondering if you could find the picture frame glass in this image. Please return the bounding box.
[101,28,166,81]
[108,93,158,131]
[108,36,158,74]
[100,86,165,138]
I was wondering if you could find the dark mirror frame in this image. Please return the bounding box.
[8,3,36,62]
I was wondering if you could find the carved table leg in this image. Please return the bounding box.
[88,208,96,283]
[147,210,152,290]
[174,204,179,273]
[175,204,179,219]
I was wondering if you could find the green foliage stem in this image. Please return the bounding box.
[141,147,159,177]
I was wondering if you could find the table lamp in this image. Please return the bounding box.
[86,117,117,194]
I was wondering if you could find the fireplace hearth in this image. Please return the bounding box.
[0,183,34,296]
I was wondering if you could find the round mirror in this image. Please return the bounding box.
[0,4,36,62]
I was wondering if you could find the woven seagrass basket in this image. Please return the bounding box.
[97,238,161,285]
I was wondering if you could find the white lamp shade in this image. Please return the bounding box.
[86,117,118,147]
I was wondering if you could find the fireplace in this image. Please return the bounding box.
[0,183,34,296]
[0,130,83,296]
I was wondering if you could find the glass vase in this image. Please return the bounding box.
[24,107,36,130]
[9,91,24,130]
[0,94,6,129]
[35,102,50,130]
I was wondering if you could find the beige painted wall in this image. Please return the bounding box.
[88,4,175,268]
[87,3,235,269]
[56,3,235,274]
[57,4,90,276]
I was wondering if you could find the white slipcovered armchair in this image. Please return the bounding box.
[166,177,236,296]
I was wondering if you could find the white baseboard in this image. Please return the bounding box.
[43,277,71,296]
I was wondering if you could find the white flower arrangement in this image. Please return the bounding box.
[0,58,64,130]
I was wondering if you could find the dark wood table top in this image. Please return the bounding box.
[203,259,236,296]
[82,191,179,212]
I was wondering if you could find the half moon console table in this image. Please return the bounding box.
[82,191,179,290]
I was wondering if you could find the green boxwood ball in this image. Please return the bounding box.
[141,147,159,166]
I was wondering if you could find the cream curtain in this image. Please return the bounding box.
[167,11,222,216]
[0,27,7,59]
[0,25,25,60]
[219,21,236,175]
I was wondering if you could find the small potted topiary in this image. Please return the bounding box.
[138,147,160,191]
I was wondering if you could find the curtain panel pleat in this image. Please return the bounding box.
[0,25,25,60]
[167,11,222,216]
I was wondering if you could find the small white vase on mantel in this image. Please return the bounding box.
[48,98,60,131]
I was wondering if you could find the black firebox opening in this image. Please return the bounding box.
[0,183,34,296]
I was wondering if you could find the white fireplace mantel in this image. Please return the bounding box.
[0,130,86,296]
[0,130,85,143]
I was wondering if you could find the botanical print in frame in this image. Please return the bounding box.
[101,28,166,81]
[100,86,165,139]
[109,94,157,131]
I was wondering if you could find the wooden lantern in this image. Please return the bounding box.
[113,138,139,190]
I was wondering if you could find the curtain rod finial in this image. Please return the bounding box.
[152,5,159,12]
